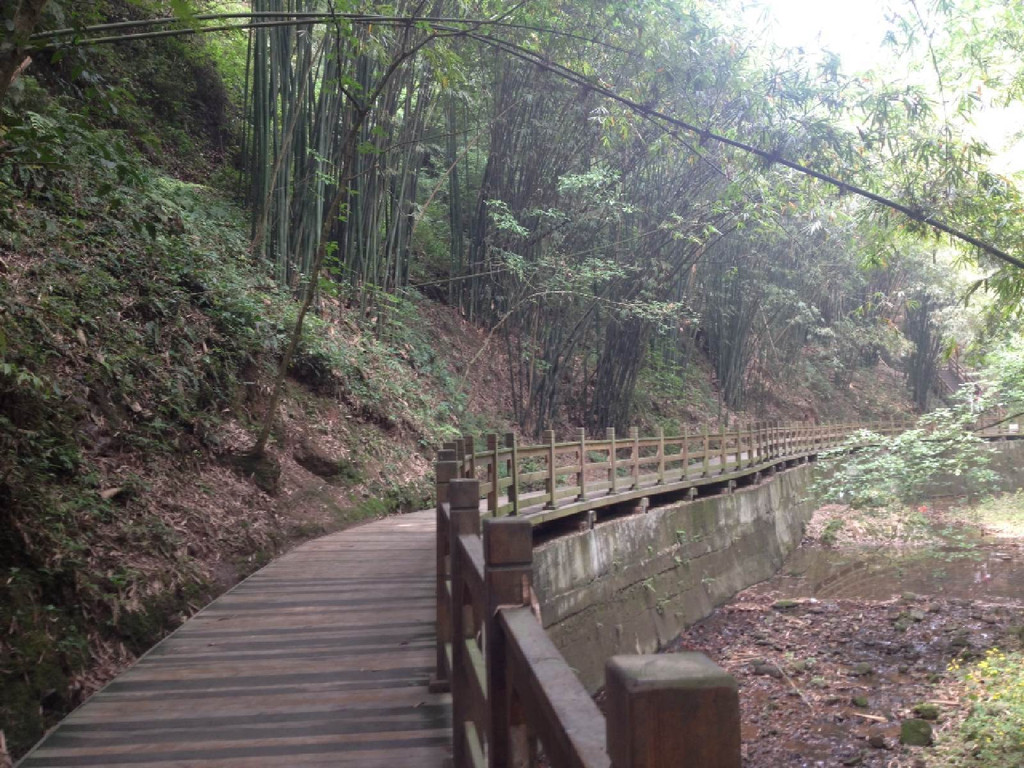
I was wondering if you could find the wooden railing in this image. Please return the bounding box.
[433,417,1023,768]
[434,470,742,768]
[444,420,909,525]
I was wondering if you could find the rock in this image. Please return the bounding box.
[894,616,913,633]
[901,591,919,602]
[752,662,784,679]
[851,695,869,708]
[900,719,933,746]
[913,703,940,720]
[909,609,926,622]
[949,631,971,649]
[867,729,889,749]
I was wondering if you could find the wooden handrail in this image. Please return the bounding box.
[434,416,1023,767]
[437,476,743,768]
[445,419,932,524]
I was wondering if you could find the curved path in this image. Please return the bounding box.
[18,511,451,768]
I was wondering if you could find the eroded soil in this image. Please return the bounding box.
[668,511,1024,767]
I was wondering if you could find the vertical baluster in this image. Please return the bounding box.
[702,424,710,478]
[487,434,499,516]
[544,429,557,510]
[682,425,690,481]
[510,434,520,516]
[719,421,727,475]
[577,428,587,502]
[607,427,617,494]
[631,426,640,489]
[504,433,516,511]
[657,426,665,485]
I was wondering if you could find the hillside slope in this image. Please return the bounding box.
[0,85,518,760]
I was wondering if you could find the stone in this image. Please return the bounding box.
[900,719,933,746]
[949,631,971,649]
[867,729,889,749]
[753,662,784,679]
[894,616,913,633]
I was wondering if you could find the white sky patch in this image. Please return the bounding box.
[744,0,894,73]
[743,0,1024,173]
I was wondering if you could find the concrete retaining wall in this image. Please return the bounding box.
[533,464,818,692]
[533,438,1024,693]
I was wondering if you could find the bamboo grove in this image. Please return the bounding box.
[30,0,1024,436]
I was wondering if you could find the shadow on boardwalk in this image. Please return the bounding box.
[18,511,452,768]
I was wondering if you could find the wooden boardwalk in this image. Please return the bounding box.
[18,511,451,768]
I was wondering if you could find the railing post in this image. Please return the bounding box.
[465,436,476,479]
[607,427,618,494]
[630,426,640,489]
[455,438,466,475]
[719,422,727,475]
[484,517,534,768]
[544,429,557,510]
[509,433,520,516]
[681,425,689,480]
[432,451,459,692]
[701,424,710,477]
[657,426,665,484]
[449,479,482,768]
[605,654,742,768]
[504,433,516,511]
[487,434,500,516]
[577,428,588,501]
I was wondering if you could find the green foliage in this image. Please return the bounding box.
[981,340,1024,415]
[944,648,1024,767]
[964,490,1024,538]
[815,398,998,507]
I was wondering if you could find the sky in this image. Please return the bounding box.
[744,0,1024,171]
[744,0,893,74]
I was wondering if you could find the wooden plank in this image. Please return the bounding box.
[19,511,452,768]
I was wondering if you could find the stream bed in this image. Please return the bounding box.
[666,518,1024,767]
